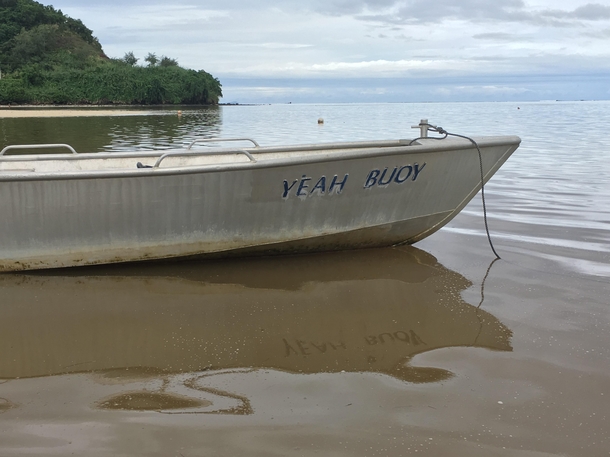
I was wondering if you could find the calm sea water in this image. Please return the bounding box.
[0,102,609,456]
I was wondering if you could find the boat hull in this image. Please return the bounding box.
[0,136,520,271]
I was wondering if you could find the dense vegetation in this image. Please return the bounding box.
[0,0,222,104]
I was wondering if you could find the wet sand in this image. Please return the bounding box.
[0,241,607,456]
[0,107,160,118]
[0,101,608,456]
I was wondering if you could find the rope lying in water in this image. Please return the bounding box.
[409,124,501,259]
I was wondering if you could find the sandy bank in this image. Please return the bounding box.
[0,108,160,118]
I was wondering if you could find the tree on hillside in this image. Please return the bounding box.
[0,0,101,48]
[121,51,138,66]
[144,52,158,67]
[0,0,104,72]
[0,0,222,105]
[159,56,178,67]
[7,24,102,69]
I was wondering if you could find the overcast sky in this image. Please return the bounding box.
[49,0,610,103]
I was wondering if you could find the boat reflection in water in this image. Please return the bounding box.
[0,246,511,414]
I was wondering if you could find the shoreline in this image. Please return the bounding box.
[0,107,161,118]
[0,104,251,118]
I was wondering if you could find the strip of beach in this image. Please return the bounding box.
[0,107,161,118]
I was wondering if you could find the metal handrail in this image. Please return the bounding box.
[0,144,78,156]
[152,149,257,168]
[187,138,260,149]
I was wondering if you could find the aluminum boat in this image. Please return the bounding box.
[0,122,520,271]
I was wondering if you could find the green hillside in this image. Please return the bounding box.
[0,0,222,104]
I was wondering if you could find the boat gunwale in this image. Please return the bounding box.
[0,135,521,182]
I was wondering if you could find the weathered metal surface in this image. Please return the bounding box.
[0,136,520,271]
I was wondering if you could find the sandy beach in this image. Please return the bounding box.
[0,107,159,118]
[1,101,609,457]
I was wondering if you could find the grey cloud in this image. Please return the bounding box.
[356,0,530,25]
[581,27,610,38]
[354,0,610,27]
[52,0,396,16]
[473,32,517,41]
[49,0,610,21]
[572,3,610,19]
[542,3,610,20]
[279,0,399,16]
[473,32,532,41]
[51,0,157,6]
